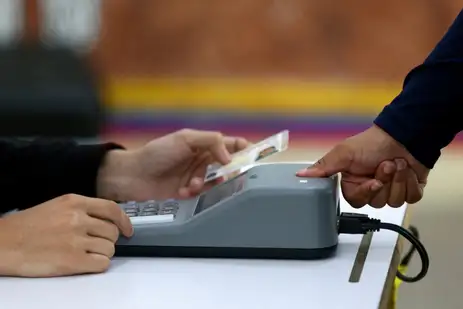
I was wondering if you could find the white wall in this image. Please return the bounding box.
[40,0,101,52]
[0,0,23,46]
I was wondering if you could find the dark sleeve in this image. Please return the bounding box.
[374,9,463,169]
[0,139,124,213]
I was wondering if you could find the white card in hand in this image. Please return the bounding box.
[204,130,289,182]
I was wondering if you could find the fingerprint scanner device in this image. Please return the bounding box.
[115,163,340,260]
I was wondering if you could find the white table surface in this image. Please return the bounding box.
[0,198,406,309]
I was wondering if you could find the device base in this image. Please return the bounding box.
[114,244,338,260]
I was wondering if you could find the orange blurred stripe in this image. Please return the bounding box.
[24,0,40,43]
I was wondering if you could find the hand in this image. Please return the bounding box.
[0,194,133,277]
[97,129,250,201]
[296,125,430,208]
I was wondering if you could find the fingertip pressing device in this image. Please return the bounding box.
[115,162,340,260]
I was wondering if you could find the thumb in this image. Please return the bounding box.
[296,145,353,178]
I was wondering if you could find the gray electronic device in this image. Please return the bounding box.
[115,163,340,260]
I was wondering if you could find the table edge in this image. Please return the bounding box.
[378,206,410,309]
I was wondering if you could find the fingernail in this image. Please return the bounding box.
[371,181,383,191]
[191,177,203,187]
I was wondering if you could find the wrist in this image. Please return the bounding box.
[367,124,430,179]
[0,220,20,276]
[96,149,141,201]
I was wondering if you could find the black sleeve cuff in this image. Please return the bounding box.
[374,107,441,170]
[0,140,125,212]
[66,142,125,198]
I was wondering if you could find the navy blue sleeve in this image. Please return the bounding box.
[374,9,463,169]
[0,139,124,213]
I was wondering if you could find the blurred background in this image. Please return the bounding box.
[1,0,463,307]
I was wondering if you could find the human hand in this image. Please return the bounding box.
[0,194,133,277]
[296,125,430,208]
[97,129,250,202]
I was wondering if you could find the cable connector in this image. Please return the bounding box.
[338,212,380,234]
[337,212,429,283]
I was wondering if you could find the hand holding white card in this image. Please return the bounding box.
[204,130,289,182]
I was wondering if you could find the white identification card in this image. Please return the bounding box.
[204,130,289,182]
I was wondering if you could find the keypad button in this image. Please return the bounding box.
[123,204,139,211]
[142,208,157,213]
[123,203,138,208]
[140,201,159,210]
[143,203,159,209]
[157,199,179,216]
[139,211,158,216]
[162,200,179,207]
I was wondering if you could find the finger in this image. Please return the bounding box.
[375,161,396,184]
[405,170,424,204]
[190,177,226,196]
[79,253,112,274]
[86,217,120,243]
[178,177,204,198]
[296,144,353,178]
[178,187,191,199]
[342,179,383,208]
[224,136,250,154]
[179,175,222,198]
[388,159,408,207]
[85,199,133,238]
[204,176,226,187]
[179,129,231,165]
[85,237,116,258]
[369,161,396,208]
[179,174,229,198]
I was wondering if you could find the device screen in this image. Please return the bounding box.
[195,173,247,214]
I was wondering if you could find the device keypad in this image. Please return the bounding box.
[119,199,180,218]
[158,200,180,215]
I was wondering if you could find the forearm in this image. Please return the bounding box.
[0,139,124,212]
[374,9,463,169]
[374,62,463,169]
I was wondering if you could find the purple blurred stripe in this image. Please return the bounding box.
[107,112,372,132]
[106,111,463,141]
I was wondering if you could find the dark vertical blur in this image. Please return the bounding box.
[0,0,105,139]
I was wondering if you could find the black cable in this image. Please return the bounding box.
[376,223,428,282]
[400,225,419,267]
[338,212,429,283]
